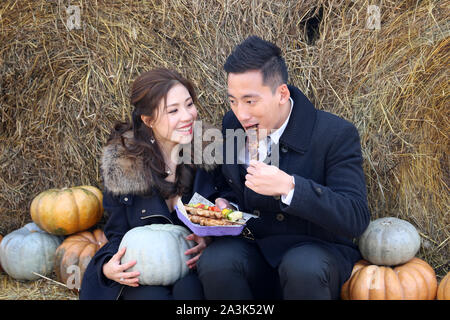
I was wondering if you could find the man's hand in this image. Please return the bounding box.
[245,160,294,196]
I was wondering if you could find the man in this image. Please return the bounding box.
[196,36,371,300]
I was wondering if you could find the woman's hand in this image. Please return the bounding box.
[102,247,140,287]
[184,234,212,269]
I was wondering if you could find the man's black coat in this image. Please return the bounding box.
[219,85,371,283]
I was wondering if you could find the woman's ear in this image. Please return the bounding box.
[141,115,153,128]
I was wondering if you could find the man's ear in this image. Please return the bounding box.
[278,84,290,105]
[141,115,153,128]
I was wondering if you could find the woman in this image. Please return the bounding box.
[79,68,225,300]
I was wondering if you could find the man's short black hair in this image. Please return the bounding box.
[224,36,288,92]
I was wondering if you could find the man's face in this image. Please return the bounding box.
[227,70,286,137]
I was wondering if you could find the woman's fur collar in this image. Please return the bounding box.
[101,122,221,196]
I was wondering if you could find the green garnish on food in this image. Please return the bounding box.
[221,208,233,218]
[227,211,243,222]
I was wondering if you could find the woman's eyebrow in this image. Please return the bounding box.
[167,97,192,107]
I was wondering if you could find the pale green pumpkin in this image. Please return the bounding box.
[358,217,421,266]
[0,223,62,280]
[119,224,195,286]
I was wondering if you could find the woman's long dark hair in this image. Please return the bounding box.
[107,68,197,199]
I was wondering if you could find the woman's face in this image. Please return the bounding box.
[149,83,198,148]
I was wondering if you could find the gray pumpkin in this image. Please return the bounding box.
[0,222,62,280]
[119,224,195,286]
[358,217,421,266]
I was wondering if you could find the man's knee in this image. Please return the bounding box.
[278,244,341,299]
[197,237,249,275]
[196,238,259,299]
[279,245,332,280]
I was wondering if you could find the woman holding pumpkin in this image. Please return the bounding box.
[80,68,227,300]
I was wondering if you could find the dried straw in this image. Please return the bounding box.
[0,272,78,300]
[0,0,448,299]
[310,0,449,276]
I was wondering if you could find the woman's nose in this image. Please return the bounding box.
[181,105,196,121]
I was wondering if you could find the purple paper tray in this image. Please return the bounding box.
[175,205,245,237]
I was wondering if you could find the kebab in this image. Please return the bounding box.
[184,203,244,226]
[247,125,259,161]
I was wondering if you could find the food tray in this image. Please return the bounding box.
[175,203,245,237]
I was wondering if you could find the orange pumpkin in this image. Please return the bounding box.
[341,258,437,300]
[437,272,450,300]
[30,186,103,235]
[54,229,108,289]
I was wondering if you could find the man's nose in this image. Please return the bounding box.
[235,104,251,122]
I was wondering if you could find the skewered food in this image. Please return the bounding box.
[247,127,259,161]
[189,215,236,226]
[184,203,244,226]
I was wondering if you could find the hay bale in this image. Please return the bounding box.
[0,0,448,282]
[312,0,449,275]
[0,0,319,233]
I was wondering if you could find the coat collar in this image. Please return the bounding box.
[101,122,219,196]
[101,130,152,196]
[280,85,317,153]
[224,85,317,154]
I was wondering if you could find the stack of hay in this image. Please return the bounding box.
[0,0,448,298]
[308,0,449,277]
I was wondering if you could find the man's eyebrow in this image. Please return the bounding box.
[167,96,192,107]
[227,93,260,99]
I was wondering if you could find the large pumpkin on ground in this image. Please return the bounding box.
[358,217,421,266]
[30,186,103,235]
[437,272,450,300]
[119,224,195,286]
[54,229,108,289]
[0,223,62,281]
[341,258,437,300]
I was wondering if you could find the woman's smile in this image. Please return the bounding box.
[176,122,194,134]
